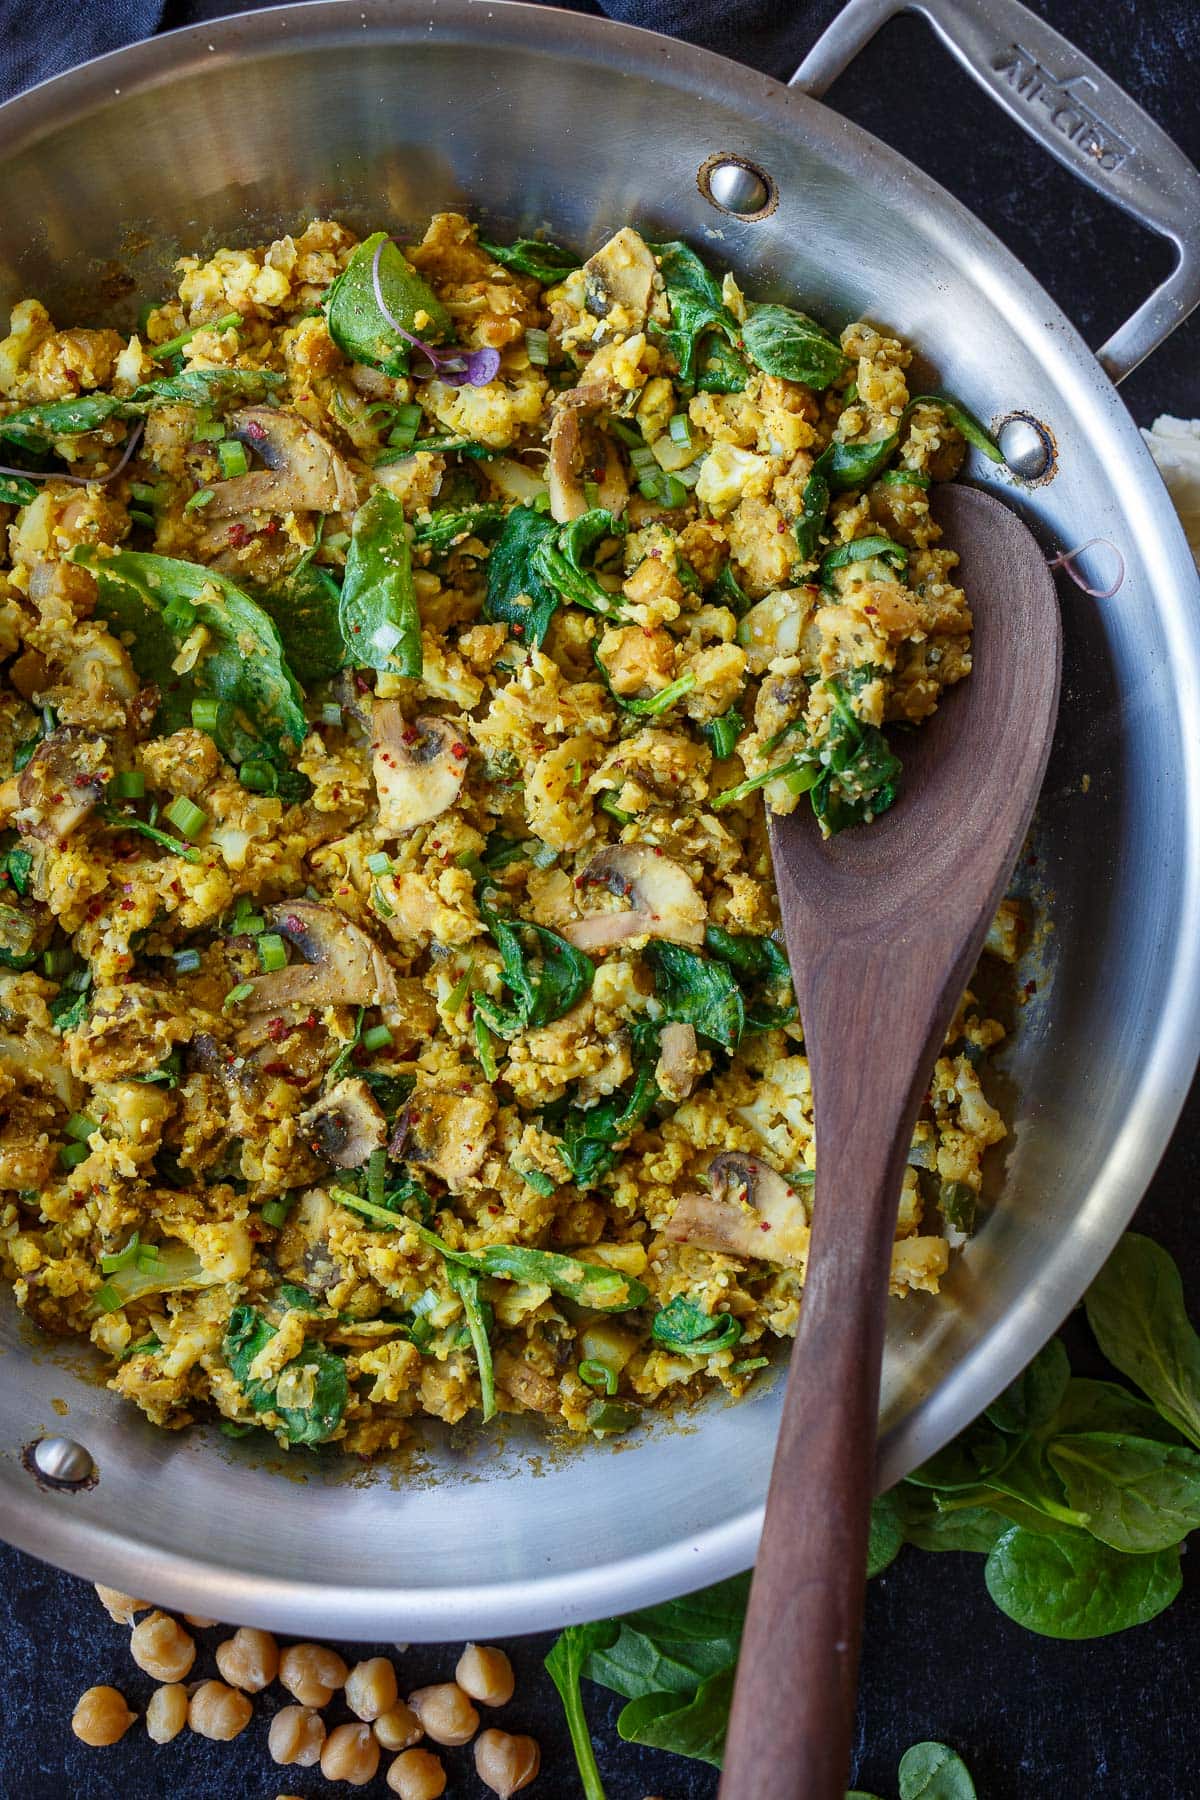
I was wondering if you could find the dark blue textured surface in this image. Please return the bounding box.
[2,2,1199,1795]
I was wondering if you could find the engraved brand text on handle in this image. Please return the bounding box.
[992,43,1134,173]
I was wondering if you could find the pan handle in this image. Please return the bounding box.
[790,0,1200,384]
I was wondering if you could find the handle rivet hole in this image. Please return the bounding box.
[699,154,777,218]
[997,413,1056,482]
[25,1435,97,1489]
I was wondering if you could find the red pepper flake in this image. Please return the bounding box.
[512,623,524,637]
[760,1220,772,1232]
[355,674,370,694]
[262,1061,301,1081]
[119,899,134,913]
[244,419,268,441]
[450,742,467,761]
[284,915,305,934]
[260,520,280,537]
[227,523,250,547]
[1024,979,1038,997]
[266,1016,289,1043]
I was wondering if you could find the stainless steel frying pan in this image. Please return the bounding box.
[0,0,1197,1638]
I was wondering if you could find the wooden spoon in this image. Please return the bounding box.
[719,485,1062,1800]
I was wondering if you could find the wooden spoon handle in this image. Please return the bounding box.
[720,1005,931,1800]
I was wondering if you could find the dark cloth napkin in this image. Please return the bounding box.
[0,0,827,105]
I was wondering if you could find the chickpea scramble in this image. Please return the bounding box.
[0,214,1013,1455]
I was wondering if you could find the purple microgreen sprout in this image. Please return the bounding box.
[370,240,500,389]
[0,420,145,490]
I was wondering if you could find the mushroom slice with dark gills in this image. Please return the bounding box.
[582,228,658,335]
[300,1076,387,1169]
[13,729,111,844]
[243,902,398,1011]
[666,1152,810,1267]
[546,378,630,525]
[391,1084,495,1193]
[562,843,706,953]
[206,407,358,517]
[371,703,468,835]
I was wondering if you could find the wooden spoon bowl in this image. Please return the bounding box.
[719,485,1062,1799]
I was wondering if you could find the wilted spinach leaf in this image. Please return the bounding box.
[483,504,561,646]
[810,673,902,834]
[252,554,345,689]
[474,904,594,1037]
[741,303,848,388]
[339,487,421,677]
[479,236,579,283]
[651,1295,742,1357]
[555,1024,661,1187]
[414,504,506,558]
[223,1303,347,1445]
[325,231,451,375]
[645,941,745,1053]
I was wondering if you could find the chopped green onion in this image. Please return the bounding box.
[237,758,277,795]
[94,1281,123,1313]
[260,1194,295,1229]
[629,443,657,476]
[223,981,254,1013]
[152,310,241,361]
[256,932,288,973]
[365,851,392,876]
[191,697,220,733]
[362,1023,393,1053]
[65,1113,98,1143]
[41,947,74,978]
[387,403,423,451]
[371,879,395,920]
[578,1359,618,1395]
[731,1356,770,1374]
[367,1147,388,1210]
[320,703,343,728]
[60,1141,91,1170]
[598,791,633,826]
[583,480,600,510]
[216,438,249,478]
[109,770,145,800]
[712,754,818,809]
[638,471,688,508]
[585,1399,639,1435]
[231,897,265,936]
[524,327,551,366]
[163,795,207,839]
[173,947,202,974]
[183,487,215,513]
[668,413,692,447]
[192,410,225,442]
[129,509,155,529]
[130,481,165,506]
[474,1013,497,1081]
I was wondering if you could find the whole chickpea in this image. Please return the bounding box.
[71,1685,135,1747]
[407,1681,479,1746]
[129,1612,196,1683]
[182,1615,218,1628]
[145,1684,189,1744]
[456,1643,515,1707]
[474,1729,541,1797]
[188,1679,253,1741]
[278,1641,348,1707]
[321,1721,381,1786]
[215,1625,279,1693]
[268,1704,326,1768]
[386,1747,448,1800]
[374,1702,423,1752]
[93,1585,148,1625]
[345,1654,399,1721]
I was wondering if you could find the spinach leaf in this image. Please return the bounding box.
[474,904,594,1037]
[645,942,745,1053]
[414,504,506,557]
[128,367,283,409]
[531,508,626,620]
[251,555,345,689]
[810,674,902,834]
[0,473,37,506]
[741,303,848,389]
[701,706,743,760]
[72,547,307,778]
[703,924,791,988]
[892,1487,1013,1555]
[483,504,561,646]
[648,241,745,390]
[544,1622,619,1800]
[616,1667,733,1766]
[445,1261,496,1422]
[50,969,92,1032]
[696,333,751,394]
[479,236,579,283]
[222,1304,347,1446]
[277,1282,323,1313]
[793,449,833,563]
[985,1335,1070,1435]
[0,372,282,445]
[554,1024,661,1187]
[0,392,125,443]
[906,394,1003,464]
[983,1525,1181,1638]
[820,533,909,586]
[651,1295,742,1357]
[4,847,33,897]
[897,1742,977,1800]
[325,231,451,375]
[866,1491,904,1577]
[1084,1232,1200,1450]
[1046,1376,1187,1444]
[938,1178,977,1234]
[715,560,752,616]
[906,1419,1014,1493]
[1046,1432,1200,1554]
[826,432,902,491]
[339,488,421,677]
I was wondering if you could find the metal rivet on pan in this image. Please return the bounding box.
[997,414,1055,481]
[29,1435,96,1487]
[699,155,777,218]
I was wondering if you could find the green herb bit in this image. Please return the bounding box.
[183,487,215,513]
[99,806,202,864]
[578,1359,618,1395]
[260,1194,296,1229]
[223,981,254,1013]
[585,1398,639,1435]
[151,310,242,361]
[651,1295,743,1357]
[711,754,817,810]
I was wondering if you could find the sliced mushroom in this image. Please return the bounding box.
[582,228,658,332]
[15,729,111,844]
[243,901,398,1011]
[398,1085,494,1191]
[547,378,630,524]
[206,407,358,517]
[655,1022,701,1103]
[299,1076,387,1169]
[371,703,468,835]
[665,1152,810,1267]
[562,844,706,952]
[494,1350,562,1416]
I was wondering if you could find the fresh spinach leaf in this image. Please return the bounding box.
[892,1486,1013,1555]
[252,556,345,689]
[72,547,307,778]
[222,1303,347,1446]
[983,1525,1181,1638]
[821,533,909,586]
[897,1741,977,1800]
[474,904,595,1037]
[554,1024,661,1187]
[1084,1232,1200,1450]
[479,236,579,283]
[0,473,37,506]
[544,1622,619,1800]
[616,1666,733,1766]
[648,241,745,390]
[985,1336,1070,1434]
[414,504,506,557]
[445,1261,496,1422]
[483,503,561,646]
[741,303,848,389]
[810,674,902,834]
[325,231,451,375]
[1046,1432,1200,1554]
[339,487,421,677]
[1046,1376,1187,1444]
[651,1295,742,1357]
[867,1491,904,1576]
[531,508,626,620]
[645,942,745,1053]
